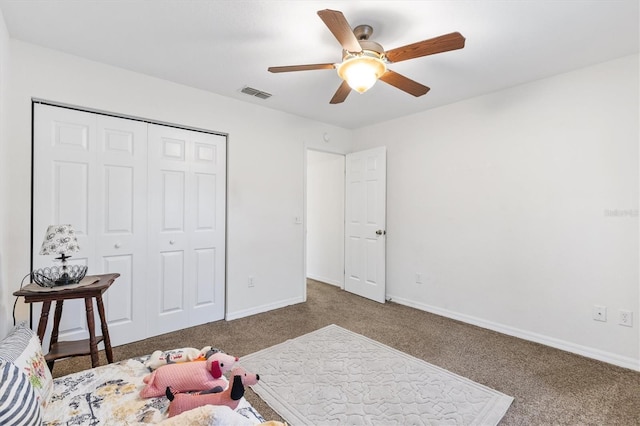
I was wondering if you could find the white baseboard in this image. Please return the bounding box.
[225,296,305,321]
[388,294,640,372]
[306,274,342,287]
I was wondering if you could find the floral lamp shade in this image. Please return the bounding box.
[34,225,86,287]
[39,225,80,257]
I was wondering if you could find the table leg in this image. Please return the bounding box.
[46,300,65,371]
[50,300,64,347]
[38,301,55,370]
[36,301,51,343]
[84,297,99,368]
[95,294,113,363]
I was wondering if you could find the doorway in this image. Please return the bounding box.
[305,150,345,288]
[305,146,387,303]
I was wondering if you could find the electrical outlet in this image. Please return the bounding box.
[593,305,607,322]
[619,310,633,327]
[248,276,255,288]
[415,273,423,284]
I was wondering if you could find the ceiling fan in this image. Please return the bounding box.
[268,9,465,104]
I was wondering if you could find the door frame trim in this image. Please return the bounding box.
[303,147,349,302]
[32,98,228,137]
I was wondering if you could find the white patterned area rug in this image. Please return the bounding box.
[240,324,513,426]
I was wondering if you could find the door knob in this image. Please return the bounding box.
[375,230,386,235]
[114,243,121,249]
[169,240,176,245]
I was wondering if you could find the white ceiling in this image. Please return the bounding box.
[0,0,638,129]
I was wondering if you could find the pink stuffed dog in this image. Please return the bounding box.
[166,366,260,417]
[140,352,238,398]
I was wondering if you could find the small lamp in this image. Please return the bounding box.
[33,224,87,287]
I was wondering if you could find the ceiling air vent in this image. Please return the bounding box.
[240,86,272,100]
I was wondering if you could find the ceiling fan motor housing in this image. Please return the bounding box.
[353,24,374,40]
[356,40,385,57]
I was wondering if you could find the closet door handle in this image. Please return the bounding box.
[114,243,121,249]
[169,240,176,245]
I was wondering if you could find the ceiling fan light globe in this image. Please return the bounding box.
[345,65,377,93]
[337,55,387,94]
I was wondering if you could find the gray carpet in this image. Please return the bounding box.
[52,279,640,425]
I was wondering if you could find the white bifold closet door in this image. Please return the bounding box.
[146,124,226,336]
[32,104,226,348]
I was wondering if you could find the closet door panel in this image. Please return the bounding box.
[161,170,186,231]
[104,165,133,231]
[95,115,148,346]
[33,105,148,349]
[188,132,226,324]
[53,161,90,232]
[34,106,96,271]
[159,250,185,313]
[33,105,98,349]
[194,248,216,306]
[148,125,226,335]
[148,126,191,334]
[195,173,216,230]
[102,254,133,325]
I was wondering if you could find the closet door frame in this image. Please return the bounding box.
[31,100,228,347]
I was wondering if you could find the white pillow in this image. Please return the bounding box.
[0,322,54,409]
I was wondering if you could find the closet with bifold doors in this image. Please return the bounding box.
[32,103,226,349]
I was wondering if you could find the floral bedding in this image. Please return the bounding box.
[42,356,265,426]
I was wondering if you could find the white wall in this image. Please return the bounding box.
[306,150,345,287]
[0,9,11,338]
[354,54,640,370]
[2,37,636,372]
[0,40,353,333]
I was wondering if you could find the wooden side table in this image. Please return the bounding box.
[14,273,120,371]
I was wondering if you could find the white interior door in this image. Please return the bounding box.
[147,124,226,336]
[33,105,148,347]
[344,146,387,303]
[33,105,96,349]
[94,115,148,345]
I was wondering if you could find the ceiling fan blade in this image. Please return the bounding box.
[317,9,362,53]
[330,80,351,104]
[379,70,430,97]
[385,32,465,63]
[268,63,336,73]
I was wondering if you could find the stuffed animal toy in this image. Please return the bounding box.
[166,366,260,417]
[144,346,222,370]
[140,352,238,398]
